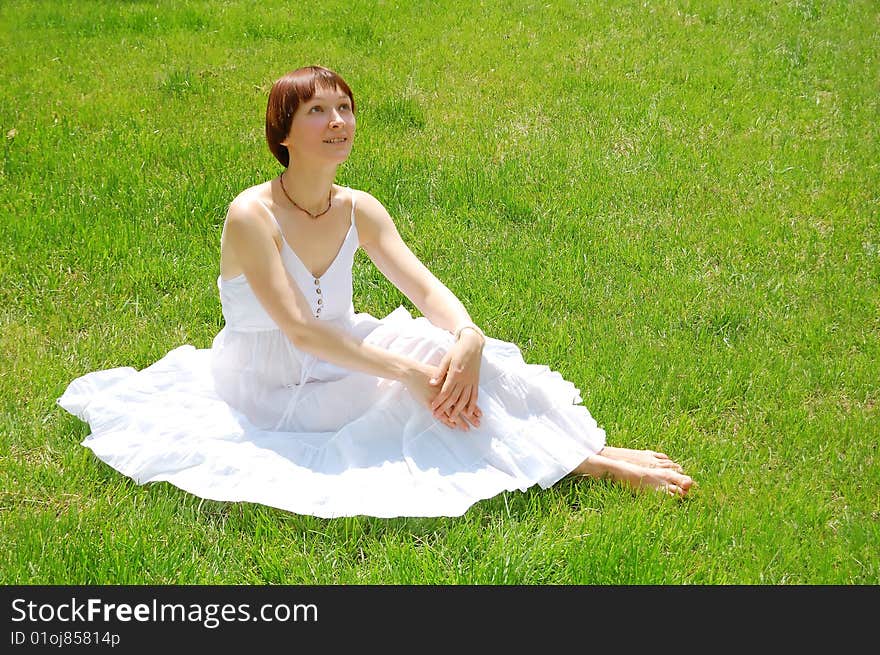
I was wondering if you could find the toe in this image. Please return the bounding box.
[665,483,684,497]
[655,458,684,473]
[671,483,690,498]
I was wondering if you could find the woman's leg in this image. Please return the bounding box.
[571,450,693,498]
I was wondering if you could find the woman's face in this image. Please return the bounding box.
[282,86,355,166]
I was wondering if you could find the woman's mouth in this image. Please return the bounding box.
[323,137,348,144]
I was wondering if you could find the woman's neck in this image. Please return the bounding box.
[279,161,338,214]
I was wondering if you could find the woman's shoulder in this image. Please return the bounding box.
[348,186,380,207]
[349,187,395,224]
[229,181,273,215]
[223,182,280,246]
[349,188,396,245]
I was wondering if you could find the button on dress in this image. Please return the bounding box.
[57,187,606,518]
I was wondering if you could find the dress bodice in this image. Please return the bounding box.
[217,188,359,333]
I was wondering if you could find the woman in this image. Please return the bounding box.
[59,66,692,518]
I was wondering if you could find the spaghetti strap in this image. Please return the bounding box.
[349,187,357,227]
[254,198,283,232]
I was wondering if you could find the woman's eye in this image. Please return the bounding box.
[339,103,351,111]
[309,106,322,113]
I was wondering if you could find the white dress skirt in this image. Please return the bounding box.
[57,189,606,518]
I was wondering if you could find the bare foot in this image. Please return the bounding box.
[599,446,684,473]
[571,453,694,498]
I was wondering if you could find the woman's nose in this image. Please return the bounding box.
[329,110,344,127]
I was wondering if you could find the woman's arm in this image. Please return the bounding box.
[356,191,485,430]
[222,195,437,388]
[355,191,484,342]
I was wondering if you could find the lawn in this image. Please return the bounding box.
[0,0,877,583]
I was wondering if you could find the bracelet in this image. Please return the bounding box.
[453,322,486,343]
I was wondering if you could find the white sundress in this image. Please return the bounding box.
[57,187,607,518]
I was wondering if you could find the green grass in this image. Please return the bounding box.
[1,0,877,584]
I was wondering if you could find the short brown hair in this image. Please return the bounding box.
[265,66,356,167]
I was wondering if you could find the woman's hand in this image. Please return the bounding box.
[428,332,484,431]
[403,364,462,430]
